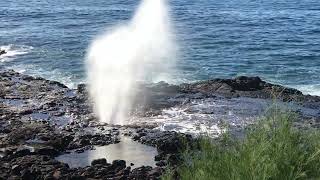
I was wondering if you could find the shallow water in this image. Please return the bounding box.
[55,137,158,168]
[0,0,320,95]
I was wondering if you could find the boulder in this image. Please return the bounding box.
[34,146,59,156]
[112,160,126,170]
[91,158,107,166]
[231,76,264,91]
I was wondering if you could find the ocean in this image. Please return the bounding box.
[1,0,320,95]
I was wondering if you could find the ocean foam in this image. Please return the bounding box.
[7,64,83,89]
[128,97,269,137]
[0,44,33,62]
[128,96,320,137]
[295,84,320,96]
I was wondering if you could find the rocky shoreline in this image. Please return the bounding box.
[0,69,319,179]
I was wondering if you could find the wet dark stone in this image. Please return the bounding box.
[34,146,59,156]
[20,169,34,180]
[167,154,182,166]
[0,127,11,134]
[21,75,35,81]
[13,148,31,157]
[157,137,183,153]
[232,76,263,91]
[0,49,7,56]
[91,158,107,166]
[156,160,166,167]
[148,167,163,177]
[77,84,87,94]
[19,109,33,115]
[11,165,20,175]
[47,80,68,88]
[47,135,73,152]
[69,175,86,180]
[129,166,153,179]
[133,134,141,141]
[154,153,164,161]
[112,160,126,170]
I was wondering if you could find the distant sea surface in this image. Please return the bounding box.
[1,0,320,95]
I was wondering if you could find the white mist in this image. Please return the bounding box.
[86,0,176,125]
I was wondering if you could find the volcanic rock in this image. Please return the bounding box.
[91,158,107,166]
[0,69,319,179]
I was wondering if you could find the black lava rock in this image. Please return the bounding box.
[112,160,126,170]
[91,158,107,166]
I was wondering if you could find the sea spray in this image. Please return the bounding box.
[86,0,177,125]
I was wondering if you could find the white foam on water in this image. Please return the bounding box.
[86,0,177,125]
[128,97,271,137]
[0,44,33,62]
[295,84,320,96]
[7,64,83,89]
[129,96,320,137]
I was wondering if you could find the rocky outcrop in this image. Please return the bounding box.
[0,70,166,179]
[0,49,6,56]
[0,69,319,179]
[180,76,308,100]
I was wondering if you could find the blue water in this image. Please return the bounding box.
[1,0,320,95]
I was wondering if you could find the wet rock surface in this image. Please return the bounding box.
[0,69,319,179]
[0,50,6,56]
[0,70,165,179]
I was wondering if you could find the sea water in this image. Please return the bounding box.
[1,0,319,95]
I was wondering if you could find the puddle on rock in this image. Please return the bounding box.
[3,99,25,107]
[30,112,50,120]
[55,137,158,168]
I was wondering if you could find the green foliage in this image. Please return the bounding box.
[162,111,320,180]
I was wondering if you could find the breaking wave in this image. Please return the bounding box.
[0,44,33,62]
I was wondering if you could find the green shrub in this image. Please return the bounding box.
[162,111,320,180]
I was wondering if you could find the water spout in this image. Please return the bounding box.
[86,0,177,125]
